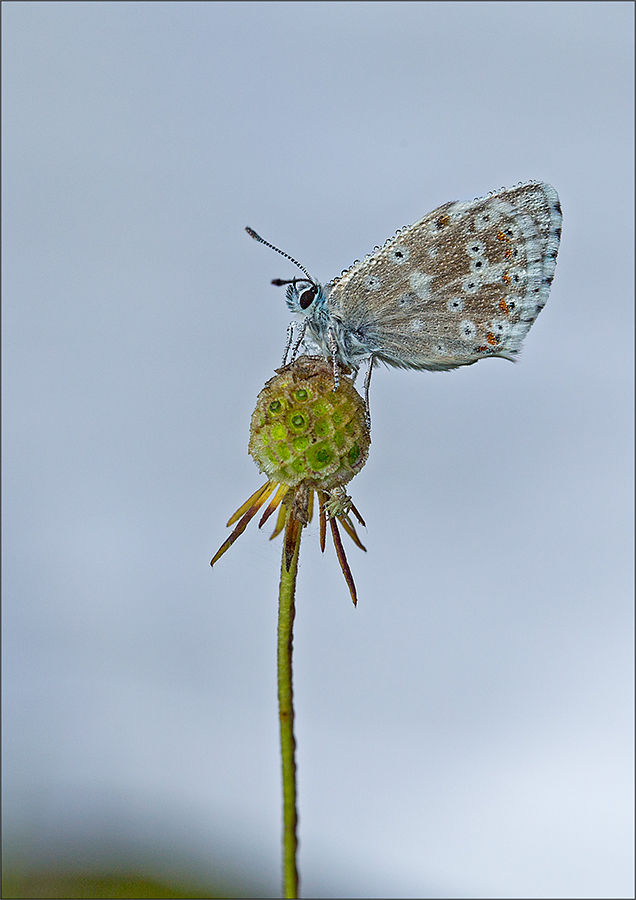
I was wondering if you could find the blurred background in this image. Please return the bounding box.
[2,2,633,898]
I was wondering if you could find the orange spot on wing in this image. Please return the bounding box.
[502,272,511,285]
[505,248,513,259]
[486,332,498,346]
[499,298,510,315]
[497,230,509,242]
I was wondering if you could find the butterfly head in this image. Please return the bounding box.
[280,278,327,318]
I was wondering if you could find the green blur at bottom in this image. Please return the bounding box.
[1,871,243,899]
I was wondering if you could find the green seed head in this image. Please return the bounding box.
[249,356,370,489]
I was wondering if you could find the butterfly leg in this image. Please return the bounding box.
[328,328,340,391]
[290,319,308,362]
[363,356,374,429]
[282,322,294,365]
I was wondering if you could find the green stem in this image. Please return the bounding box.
[278,522,301,899]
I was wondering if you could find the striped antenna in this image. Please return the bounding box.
[246,227,316,284]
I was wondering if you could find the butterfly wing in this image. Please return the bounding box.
[326,182,562,371]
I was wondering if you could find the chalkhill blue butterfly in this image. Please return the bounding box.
[247,181,561,414]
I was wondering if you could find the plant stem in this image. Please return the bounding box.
[278,520,302,898]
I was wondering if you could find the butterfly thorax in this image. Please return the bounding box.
[286,281,371,372]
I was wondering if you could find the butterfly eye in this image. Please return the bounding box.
[299,286,317,309]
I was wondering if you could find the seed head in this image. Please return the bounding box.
[211,356,371,605]
[248,356,370,489]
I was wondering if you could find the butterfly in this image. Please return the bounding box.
[247,181,561,415]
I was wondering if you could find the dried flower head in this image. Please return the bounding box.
[211,356,371,604]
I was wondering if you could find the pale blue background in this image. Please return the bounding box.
[3,2,634,897]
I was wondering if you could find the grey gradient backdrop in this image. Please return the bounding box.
[2,2,634,898]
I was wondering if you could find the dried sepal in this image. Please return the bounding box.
[211,487,274,566]
[318,490,327,552]
[270,502,288,541]
[227,481,275,526]
[329,516,358,606]
[349,501,366,528]
[338,514,366,552]
[284,508,302,572]
[258,483,290,528]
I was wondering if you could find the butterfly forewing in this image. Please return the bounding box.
[326,182,562,371]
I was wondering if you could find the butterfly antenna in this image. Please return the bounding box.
[246,227,316,284]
